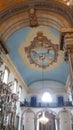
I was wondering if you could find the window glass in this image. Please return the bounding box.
[42,92,52,103]
[3,68,9,84]
[19,86,22,100]
[13,79,18,93]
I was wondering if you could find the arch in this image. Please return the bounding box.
[36,110,58,130]
[0,1,72,42]
[58,107,73,117]
[21,108,36,130]
[58,108,73,130]
[0,10,71,42]
[0,1,73,25]
[22,108,35,117]
[36,110,57,118]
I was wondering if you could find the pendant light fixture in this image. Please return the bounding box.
[38,111,49,125]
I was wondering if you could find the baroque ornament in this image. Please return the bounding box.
[29,8,38,27]
[24,32,58,69]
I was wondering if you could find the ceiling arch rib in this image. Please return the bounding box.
[0,1,73,42]
[0,1,73,25]
[0,10,71,42]
[0,0,68,12]
[36,10,71,29]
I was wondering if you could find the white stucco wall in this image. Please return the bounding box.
[27,80,68,105]
[59,110,72,130]
[21,107,73,130]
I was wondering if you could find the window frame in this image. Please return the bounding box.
[18,85,22,101]
[13,78,18,93]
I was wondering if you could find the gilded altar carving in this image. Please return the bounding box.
[67,45,73,54]
[0,40,8,67]
[63,32,73,100]
[62,32,73,61]
[0,71,18,130]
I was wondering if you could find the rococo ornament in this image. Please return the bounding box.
[24,32,58,69]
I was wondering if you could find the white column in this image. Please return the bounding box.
[55,118,59,130]
[64,32,73,100]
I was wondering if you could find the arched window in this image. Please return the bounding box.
[42,92,52,103]
[13,79,18,93]
[18,85,22,101]
[3,67,9,84]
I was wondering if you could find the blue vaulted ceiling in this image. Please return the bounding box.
[6,26,68,87]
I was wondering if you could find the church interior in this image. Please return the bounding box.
[0,0,73,130]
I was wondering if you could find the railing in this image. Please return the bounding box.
[20,101,73,108]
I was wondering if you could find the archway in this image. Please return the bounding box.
[36,110,58,130]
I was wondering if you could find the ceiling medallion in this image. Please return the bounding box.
[24,32,58,69]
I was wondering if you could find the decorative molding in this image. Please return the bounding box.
[0,57,3,67]
[0,1,73,26]
[34,1,73,25]
[67,45,73,53]
[0,40,8,54]
[63,32,73,53]
[60,31,73,52]
[61,31,73,97]
[29,8,38,27]
[0,10,70,42]
[61,28,73,33]
[0,40,9,67]
[28,87,66,94]
[0,3,29,24]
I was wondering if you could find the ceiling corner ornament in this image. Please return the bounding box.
[24,32,58,69]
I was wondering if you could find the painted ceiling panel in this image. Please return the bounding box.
[6,26,68,87]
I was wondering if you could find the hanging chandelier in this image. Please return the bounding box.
[38,111,49,125]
